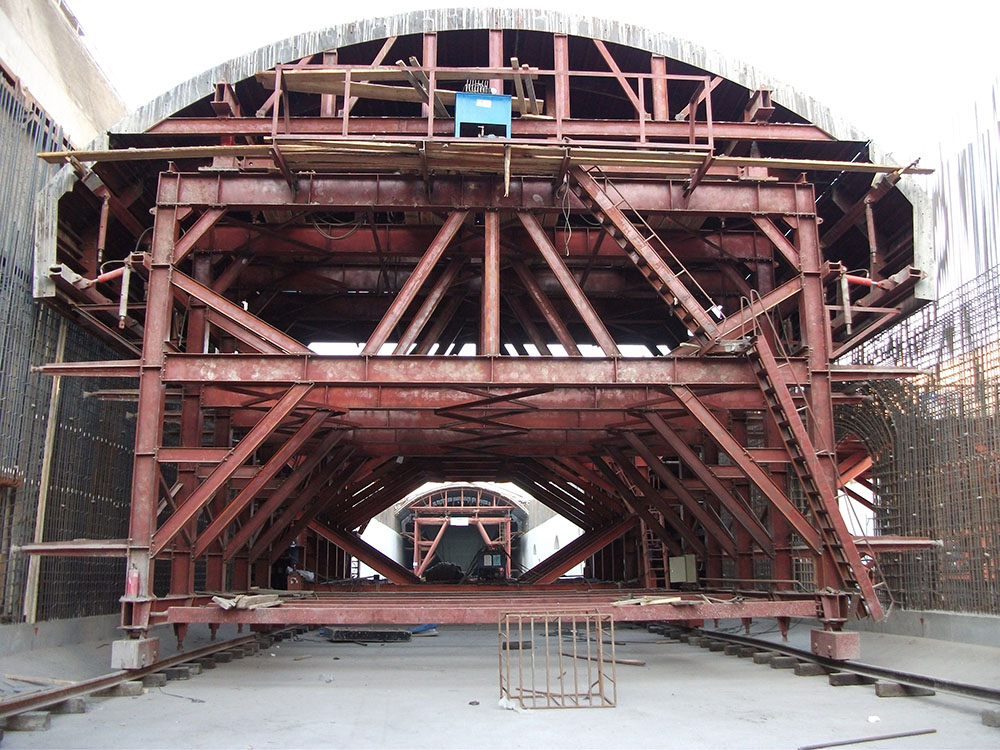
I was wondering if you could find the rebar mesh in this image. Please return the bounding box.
[843,267,1000,615]
[0,76,136,622]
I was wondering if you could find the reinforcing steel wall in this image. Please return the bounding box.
[843,266,1000,616]
[0,76,135,623]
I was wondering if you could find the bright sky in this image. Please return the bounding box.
[66,1,1000,168]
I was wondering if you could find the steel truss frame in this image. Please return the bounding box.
[31,25,929,649]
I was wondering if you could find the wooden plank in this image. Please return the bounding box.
[510,57,528,115]
[256,67,539,86]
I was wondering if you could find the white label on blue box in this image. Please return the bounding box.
[475,99,493,108]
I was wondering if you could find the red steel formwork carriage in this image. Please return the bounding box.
[30,11,934,664]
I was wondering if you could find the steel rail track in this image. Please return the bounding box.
[0,629,292,720]
[684,627,1000,704]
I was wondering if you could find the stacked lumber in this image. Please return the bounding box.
[210,593,282,610]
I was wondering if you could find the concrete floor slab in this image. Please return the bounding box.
[0,622,997,748]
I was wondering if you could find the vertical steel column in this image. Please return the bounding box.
[796,215,840,590]
[756,247,793,588]
[171,255,210,595]
[728,421,755,583]
[488,29,504,94]
[481,211,501,355]
[553,34,569,139]
[320,50,338,117]
[124,204,177,632]
[651,55,668,122]
[421,32,437,119]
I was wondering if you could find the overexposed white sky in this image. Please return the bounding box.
[67,1,999,165]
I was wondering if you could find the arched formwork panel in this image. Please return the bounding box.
[29,10,934,661]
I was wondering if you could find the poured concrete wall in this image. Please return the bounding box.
[358,518,405,577]
[0,0,125,145]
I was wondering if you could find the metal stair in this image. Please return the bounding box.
[748,334,886,620]
[567,165,721,346]
[640,512,670,588]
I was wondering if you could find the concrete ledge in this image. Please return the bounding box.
[849,609,1000,648]
[0,615,120,657]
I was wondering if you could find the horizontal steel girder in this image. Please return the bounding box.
[39,357,920,387]
[156,172,817,215]
[186,226,774,262]
[145,117,836,144]
[161,591,820,625]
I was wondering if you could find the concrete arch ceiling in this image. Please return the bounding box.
[111,8,867,147]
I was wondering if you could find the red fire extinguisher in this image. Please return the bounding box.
[125,565,140,598]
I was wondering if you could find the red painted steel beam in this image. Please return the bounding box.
[518,212,620,356]
[265,459,404,558]
[193,383,783,414]
[151,384,314,556]
[336,471,430,531]
[751,216,800,270]
[640,414,777,555]
[145,117,837,143]
[711,276,803,342]
[155,172,817,216]
[157,354,813,388]
[589,455,685,557]
[307,521,421,584]
[592,40,643,117]
[508,474,594,530]
[221,430,346,559]
[510,260,581,356]
[415,521,449,576]
[620,431,737,555]
[247,453,369,562]
[173,208,226,264]
[519,516,639,585]
[393,256,464,354]
[361,210,468,355]
[606,446,711,556]
[192,410,329,558]
[838,453,873,486]
[660,391,823,553]
[187,225,769,261]
[171,269,310,354]
[481,211,500,355]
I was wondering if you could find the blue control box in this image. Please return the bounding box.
[454,92,512,138]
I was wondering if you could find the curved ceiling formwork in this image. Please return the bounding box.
[32,10,931,656]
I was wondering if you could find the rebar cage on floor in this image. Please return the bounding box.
[499,612,616,709]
